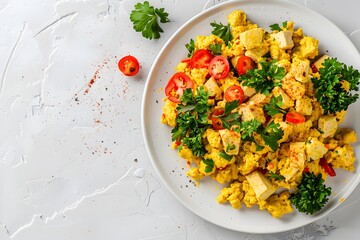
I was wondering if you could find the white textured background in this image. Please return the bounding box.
[0,0,359,239]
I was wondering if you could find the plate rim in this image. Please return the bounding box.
[141,0,360,234]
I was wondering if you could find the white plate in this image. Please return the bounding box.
[141,0,360,234]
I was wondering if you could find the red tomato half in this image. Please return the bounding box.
[118,55,140,76]
[320,158,336,177]
[190,49,214,69]
[285,112,306,124]
[165,72,194,103]
[210,109,225,130]
[208,56,230,79]
[236,55,255,75]
[225,85,245,104]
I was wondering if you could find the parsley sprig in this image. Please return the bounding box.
[235,119,283,151]
[290,173,332,215]
[130,1,170,40]
[258,121,284,151]
[312,58,360,114]
[239,60,285,95]
[269,21,288,31]
[237,119,262,140]
[264,96,287,116]
[172,87,211,156]
[210,21,233,47]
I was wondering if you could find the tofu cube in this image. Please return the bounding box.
[246,171,276,200]
[318,115,338,138]
[272,30,294,49]
[272,86,294,109]
[240,28,264,50]
[277,121,293,143]
[248,93,270,106]
[295,96,313,115]
[239,104,266,124]
[289,142,306,166]
[305,137,328,161]
[290,59,310,82]
[240,82,256,98]
[282,74,306,100]
[204,78,222,99]
[218,129,241,155]
[281,142,306,181]
[245,44,269,62]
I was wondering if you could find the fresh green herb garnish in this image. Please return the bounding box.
[268,172,285,180]
[218,150,233,161]
[210,21,233,47]
[239,60,285,95]
[210,43,223,55]
[237,119,262,140]
[216,100,241,129]
[235,119,283,151]
[256,144,264,151]
[226,143,236,152]
[185,39,195,58]
[172,87,211,156]
[203,159,214,173]
[130,1,170,40]
[259,121,284,151]
[290,173,332,215]
[269,21,287,31]
[264,96,287,116]
[312,58,360,114]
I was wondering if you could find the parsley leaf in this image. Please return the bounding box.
[210,21,233,47]
[269,21,287,31]
[312,58,360,114]
[268,172,285,180]
[239,60,285,95]
[238,119,262,140]
[259,121,284,151]
[171,87,211,156]
[203,159,214,173]
[264,95,287,116]
[290,173,332,215]
[216,100,241,129]
[210,43,223,55]
[185,39,195,58]
[218,150,232,161]
[130,1,170,40]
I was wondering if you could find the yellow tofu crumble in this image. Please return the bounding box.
[160,9,358,219]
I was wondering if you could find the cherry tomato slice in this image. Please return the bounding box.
[210,109,225,130]
[165,72,194,103]
[285,112,306,124]
[190,49,214,69]
[236,55,255,75]
[225,85,245,104]
[118,55,140,76]
[208,56,230,79]
[320,158,336,177]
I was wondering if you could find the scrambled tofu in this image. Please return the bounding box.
[161,9,358,219]
[245,171,276,200]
